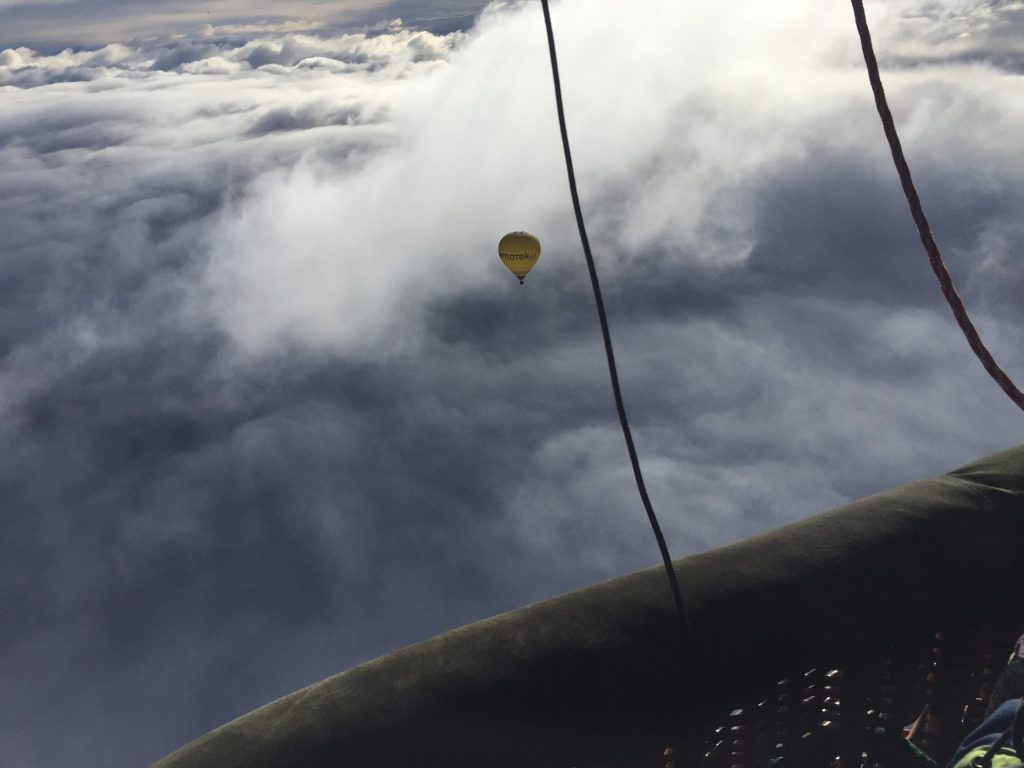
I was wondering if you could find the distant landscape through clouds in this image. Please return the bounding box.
[1,1,1022,766]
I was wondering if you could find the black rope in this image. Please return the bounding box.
[850,0,1024,413]
[539,0,695,672]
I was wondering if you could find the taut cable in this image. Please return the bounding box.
[539,0,696,672]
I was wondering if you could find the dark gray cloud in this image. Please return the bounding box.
[1,2,1023,766]
[245,103,375,137]
[880,0,1024,73]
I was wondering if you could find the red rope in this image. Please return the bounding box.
[850,0,1024,412]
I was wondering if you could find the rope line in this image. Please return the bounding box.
[850,0,1024,412]
[539,0,696,671]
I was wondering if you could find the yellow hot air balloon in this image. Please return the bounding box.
[498,231,541,284]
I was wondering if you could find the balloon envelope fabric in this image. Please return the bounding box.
[152,444,1024,768]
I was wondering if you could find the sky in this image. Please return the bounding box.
[1,0,1023,765]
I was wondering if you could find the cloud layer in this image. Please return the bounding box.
[2,1,1023,766]
[0,0,492,49]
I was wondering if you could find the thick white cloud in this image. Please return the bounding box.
[199,0,1024,359]
[211,0,1024,584]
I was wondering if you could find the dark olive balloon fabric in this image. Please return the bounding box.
[153,445,1024,768]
